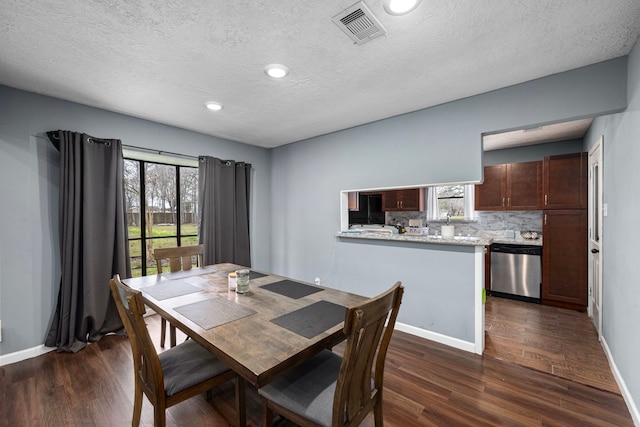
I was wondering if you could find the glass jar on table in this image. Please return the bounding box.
[235,269,250,294]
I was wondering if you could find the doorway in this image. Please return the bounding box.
[588,137,604,337]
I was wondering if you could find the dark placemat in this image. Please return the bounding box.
[271,301,346,339]
[249,270,267,280]
[140,281,200,301]
[261,280,323,299]
[174,298,257,330]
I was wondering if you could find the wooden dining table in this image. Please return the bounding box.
[122,263,366,388]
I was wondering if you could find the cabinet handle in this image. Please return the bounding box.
[507,197,511,206]
[502,197,505,207]
[544,214,547,225]
[544,194,548,205]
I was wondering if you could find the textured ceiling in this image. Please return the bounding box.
[1,1,640,148]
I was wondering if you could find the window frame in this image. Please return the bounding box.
[124,157,199,277]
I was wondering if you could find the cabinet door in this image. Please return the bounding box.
[398,188,424,211]
[382,189,425,211]
[475,165,507,210]
[544,152,587,209]
[542,210,587,309]
[382,191,399,211]
[507,161,542,209]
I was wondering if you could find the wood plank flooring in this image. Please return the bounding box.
[484,295,619,394]
[0,310,632,426]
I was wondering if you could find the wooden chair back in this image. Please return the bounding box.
[153,244,204,273]
[109,275,165,409]
[333,282,404,427]
[152,244,205,347]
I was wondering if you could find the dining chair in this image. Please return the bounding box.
[153,244,204,347]
[258,282,404,427]
[109,274,246,427]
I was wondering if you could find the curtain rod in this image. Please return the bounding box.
[123,144,198,160]
[41,133,198,160]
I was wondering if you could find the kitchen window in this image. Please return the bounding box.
[427,184,475,221]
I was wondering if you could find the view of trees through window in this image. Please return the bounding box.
[437,185,465,219]
[124,159,199,277]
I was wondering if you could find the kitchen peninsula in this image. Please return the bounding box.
[335,229,487,355]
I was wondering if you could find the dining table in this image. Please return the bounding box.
[122,263,367,388]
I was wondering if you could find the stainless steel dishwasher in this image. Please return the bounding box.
[490,243,542,303]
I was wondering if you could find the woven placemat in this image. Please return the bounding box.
[174,298,257,330]
[140,281,200,301]
[271,301,346,338]
[261,280,323,299]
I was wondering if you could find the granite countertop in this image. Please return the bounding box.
[336,231,542,247]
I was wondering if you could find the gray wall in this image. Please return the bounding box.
[269,57,627,349]
[270,58,627,281]
[483,138,584,165]
[584,37,640,418]
[0,86,272,355]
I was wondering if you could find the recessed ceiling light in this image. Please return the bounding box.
[205,101,223,111]
[264,64,289,79]
[383,0,421,15]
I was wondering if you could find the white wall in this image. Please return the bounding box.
[584,36,640,423]
[0,86,272,355]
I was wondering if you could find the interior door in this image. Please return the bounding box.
[588,137,603,337]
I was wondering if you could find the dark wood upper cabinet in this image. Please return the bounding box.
[475,165,507,210]
[542,209,588,310]
[475,161,542,210]
[507,161,543,210]
[543,152,588,209]
[382,188,425,211]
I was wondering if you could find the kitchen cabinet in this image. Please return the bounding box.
[542,209,588,310]
[382,188,425,211]
[475,161,542,210]
[543,152,587,209]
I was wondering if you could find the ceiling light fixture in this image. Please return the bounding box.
[264,64,289,79]
[205,101,223,111]
[383,0,421,15]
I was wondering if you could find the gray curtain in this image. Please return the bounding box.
[198,156,251,266]
[45,130,131,353]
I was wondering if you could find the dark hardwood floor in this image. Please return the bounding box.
[484,295,619,393]
[0,311,632,426]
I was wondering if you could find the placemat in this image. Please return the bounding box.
[140,281,201,301]
[271,301,346,339]
[161,266,216,280]
[174,298,257,330]
[261,280,323,299]
[249,270,267,280]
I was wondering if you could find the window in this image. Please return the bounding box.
[124,159,199,277]
[427,184,475,221]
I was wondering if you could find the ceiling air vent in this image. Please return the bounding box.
[332,1,387,45]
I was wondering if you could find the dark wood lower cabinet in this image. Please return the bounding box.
[542,209,588,311]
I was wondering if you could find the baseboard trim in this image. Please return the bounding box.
[0,344,54,367]
[601,337,639,426]
[395,322,476,354]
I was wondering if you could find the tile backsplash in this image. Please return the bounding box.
[387,211,543,237]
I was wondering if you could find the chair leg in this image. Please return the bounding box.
[261,397,274,427]
[236,377,246,427]
[170,325,177,347]
[154,403,166,427]
[132,381,143,427]
[160,318,167,348]
[374,398,383,427]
